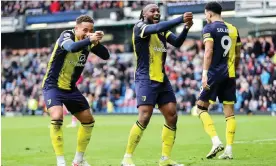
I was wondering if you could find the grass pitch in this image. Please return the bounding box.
[2,115,276,166]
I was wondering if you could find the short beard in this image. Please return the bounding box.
[145,18,154,24]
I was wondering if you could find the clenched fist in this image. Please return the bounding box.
[185,21,193,29]
[183,12,193,23]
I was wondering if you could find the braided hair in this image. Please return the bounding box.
[139,10,144,21]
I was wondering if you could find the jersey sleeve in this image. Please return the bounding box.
[236,30,242,46]
[58,31,75,49]
[202,25,214,43]
[165,30,173,39]
[134,21,149,39]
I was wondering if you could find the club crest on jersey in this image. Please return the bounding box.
[141,96,147,101]
[47,99,51,105]
[64,32,71,38]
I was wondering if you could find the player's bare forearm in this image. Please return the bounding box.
[166,27,188,48]
[235,45,241,70]
[143,16,183,36]
[203,49,213,71]
[203,40,214,71]
[91,43,110,60]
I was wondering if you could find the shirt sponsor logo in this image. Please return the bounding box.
[152,42,167,52]
[78,54,86,62]
[66,54,87,67]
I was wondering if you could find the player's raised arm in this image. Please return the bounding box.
[235,31,242,70]
[166,21,193,48]
[141,16,183,37]
[61,32,103,53]
[61,36,91,53]
[90,44,110,60]
[88,31,110,60]
[59,16,103,53]
[138,4,192,38]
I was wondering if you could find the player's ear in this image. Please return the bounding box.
[209,11,213,18]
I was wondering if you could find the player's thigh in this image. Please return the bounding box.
[74,109,94,123]
[43,88,63,120]
[63,90,92,122]
[157,81,178,124]
[197,88,215,109]
[198,77,218,108]
[48,106,64,120]
[218,78,236,105]
[157,92,177,118]
[159,102,177,124]
[135,79,158,108]
[156,80,176,108]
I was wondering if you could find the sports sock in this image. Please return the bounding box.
[226,116,236,146]
[162,124,176,157]
[74,121,94,162]
[125,121,145,155]
[50,120,64,161]
[199,112,218,139]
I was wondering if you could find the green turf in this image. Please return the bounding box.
[2,115,276,166]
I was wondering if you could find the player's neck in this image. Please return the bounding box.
[144,19,153,24]
[211,16,223,23]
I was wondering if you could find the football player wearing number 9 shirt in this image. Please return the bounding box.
[196,2,242,160]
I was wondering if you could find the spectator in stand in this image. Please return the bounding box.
[49,1,60,13]
[1,36,276,115]
[1,1,161,16]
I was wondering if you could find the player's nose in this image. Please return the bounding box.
[153,10,160,15]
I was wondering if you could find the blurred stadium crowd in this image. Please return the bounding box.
[2,36,276,115]
[1,0,158,16]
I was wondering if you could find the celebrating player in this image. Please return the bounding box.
[196,2,241,159]
[121,4,193,166]
[42,15,109,166]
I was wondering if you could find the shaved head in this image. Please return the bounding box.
[139,3,160,24]
[143,4,158,15]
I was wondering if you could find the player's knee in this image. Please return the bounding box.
[223,104,234,117]
[196,104,208,115]
[168,113,178,127]
[138,112,152,127]
[167,110,178,122]
[49,106,63,120]
[80,115,94,124]
[196,108,203,115]
[139,116,151,127]
[224,111,234,118]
